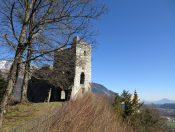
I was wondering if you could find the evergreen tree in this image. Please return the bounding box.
[113,90,143,118]
[121,90,133,118]
[113,90,167,132]
[113,94,122,115]
[131,90,142,114]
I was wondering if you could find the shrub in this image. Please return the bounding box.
[37,94,133,132]
[128,108,168,132]
[113,90,168,132]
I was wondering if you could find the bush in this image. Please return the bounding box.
[113,90,168,132]
[128,108,168,132]
[36,94,134,132]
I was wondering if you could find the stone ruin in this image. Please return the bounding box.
[27,37,91,102]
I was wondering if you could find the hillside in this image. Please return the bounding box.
[158,103,175,109]
[2,102,62,131]
[48,94,132,132]
[2,94,133,132]
[91,83,117,98]
[26,94,133,132]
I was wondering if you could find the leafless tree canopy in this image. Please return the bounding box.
[0,0,105,63]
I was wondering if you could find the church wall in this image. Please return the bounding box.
[53,37,91,99]
[71,43,91,98]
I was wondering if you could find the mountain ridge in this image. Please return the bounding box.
[91,83,117,99]
[144,98,175,104]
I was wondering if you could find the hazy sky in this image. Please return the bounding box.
[92,0,175,101]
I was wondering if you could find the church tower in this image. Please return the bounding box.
[54,37,91,100]
[71,37,91,98]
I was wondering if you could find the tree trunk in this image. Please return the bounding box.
[20,65,30,103]
[20,45,32,103]
[0,3,31,125]
[21,9,35,103]
[0,52,22,126]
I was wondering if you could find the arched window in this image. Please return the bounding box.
[84,51,87,56]
[80,72,85,84]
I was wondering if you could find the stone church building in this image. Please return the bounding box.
[54,37,91,99]
[27,37,91,102]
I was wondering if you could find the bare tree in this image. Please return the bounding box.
[0,0,105,126]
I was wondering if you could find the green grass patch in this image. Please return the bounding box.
[167,121,175,129]
[2,102,62,131]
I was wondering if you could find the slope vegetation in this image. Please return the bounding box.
[37,94,133,132]
[2,102,62,131]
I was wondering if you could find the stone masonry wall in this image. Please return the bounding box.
[71,41,91,98]
[54,37,91,99]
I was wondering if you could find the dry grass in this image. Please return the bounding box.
[2,102,62,131]
[41,94,133,132]
[2,94,134,132]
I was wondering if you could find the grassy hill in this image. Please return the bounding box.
[1,94,170,132]
[2,102,62,131]
[42,94,133,132]
[2,94,133,132]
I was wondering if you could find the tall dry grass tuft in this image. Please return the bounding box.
[41,93,133,132]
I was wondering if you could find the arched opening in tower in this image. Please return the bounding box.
[80,72,85,85]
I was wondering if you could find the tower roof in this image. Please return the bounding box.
[73,36,81,44]
[72,36,89,46]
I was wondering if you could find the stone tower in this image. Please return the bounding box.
[54,37,91,99]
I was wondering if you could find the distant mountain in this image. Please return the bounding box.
[0,60,13,79]
[145,98,175,105]
[0,60,36,77]
[0,60,23,102]
[0,60,12,72]
[153,98,175,104]
[158,103,175,109]
[92,83,117,99]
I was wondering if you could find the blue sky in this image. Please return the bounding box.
[92,0,175,101]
